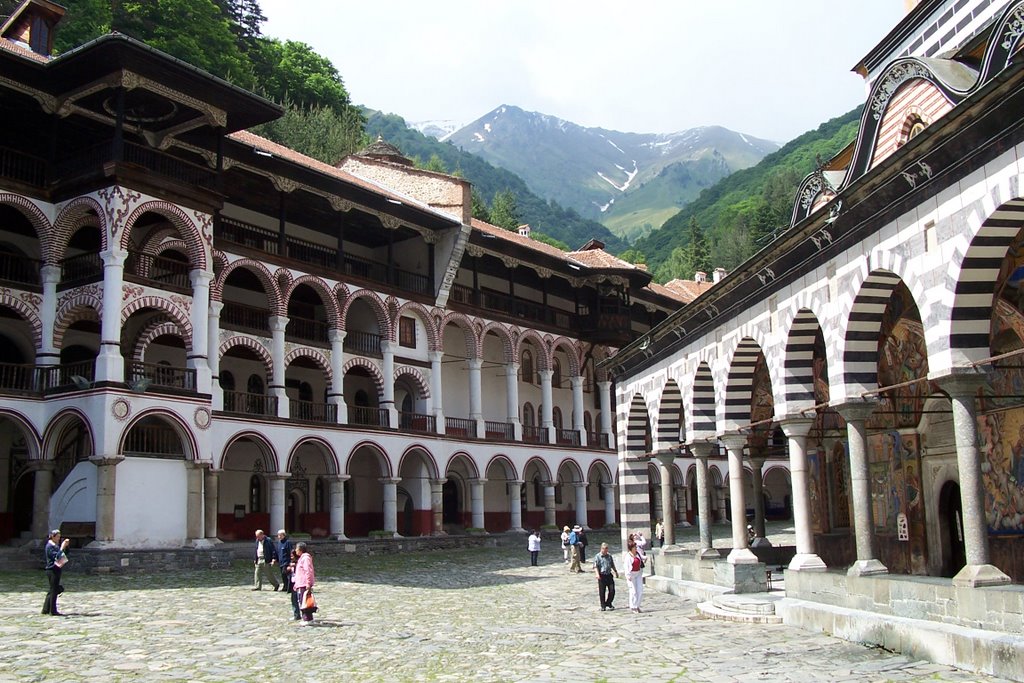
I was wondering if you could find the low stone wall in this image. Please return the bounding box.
[60,546,236,574]
[648,547,770,594]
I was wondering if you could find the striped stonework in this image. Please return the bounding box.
[723,338,762,429]
[783,309,822,408]
[842,270,902,394]
[691,361,716,437]
[618,454,651,542]
[625,393,650,453]
[656,379,683,451]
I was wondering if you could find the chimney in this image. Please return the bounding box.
[517,224,531,238]
[636,263,648,272]
[713,267,727,283]
[694,271,706,283]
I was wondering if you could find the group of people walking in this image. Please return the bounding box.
[253,529,317,625]
[530,526,649,613]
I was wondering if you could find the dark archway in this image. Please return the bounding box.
[938,481,966,578]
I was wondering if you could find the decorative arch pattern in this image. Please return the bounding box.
[723,338,763,430]
[690,360,717,439]
[287,437,340,475]
[480,321,515,363]
[484,454,518,480]
[398,445,440,481]
[0,193,52,264]
[396,301,441,351]
[284,274,340,327]
[342,357,385,399]
[121,296,193,350]
[283,347,333,385]
[218,335,274,378]
[394,365,430,399]
[441,312,480,358]
[53,293,102,349]
[0,291,43,347]
[625,393,650,454]
[340,289,392,339]
[522,455,552,483]
[550,337,581,377]
[131,320,184,362]
[445,451,480,479]
[52,196,106,262]
[119,409,198,461]
[842,270,904,395]
[220,431,279,472]
[517,329,550,371]
[783,309,824,409]
[212,258,283,314]
[656,379,684,450]
[120,201,208,271]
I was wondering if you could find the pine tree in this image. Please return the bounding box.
[489,190,520,231]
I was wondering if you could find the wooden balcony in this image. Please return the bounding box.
[60,251,103,288]
[289,400,337,423]
[0,361,95,396]
[484,420,514,441]
[343,330,382,356]
[399,411,436,433]
[125,250,192,292]
[222,390,277,417]
[522,425,548,444]
[125,361,196,393]
[444,416,476,439]
[555,428,581,447]
[349,405,388,427]
[220,301,271,335]
[0,251,41,289]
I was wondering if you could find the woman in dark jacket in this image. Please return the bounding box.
[42,529,70,616]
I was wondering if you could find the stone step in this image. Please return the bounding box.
[711,593,778,616]
[697,599,784,624]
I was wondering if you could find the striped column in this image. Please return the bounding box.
[618,454,651,548]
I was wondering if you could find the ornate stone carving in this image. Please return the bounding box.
[194,407,212,430]
[870,61,930,120]
[111,398,132,422]
[328,196,353,212]
[270,176,300,193]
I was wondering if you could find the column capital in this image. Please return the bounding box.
[538,369,553,380]
[748,456,766,469]
[430,478,448,487]
[40,264,62,283]
[505,361,520,376]
[930,370,987,397]
[654,451,678,466]
[328,329,347,344]
[89,455,125,467]
[325,474,350,483]
[186,460,211,471]
[688,441,717,459]
[834,400,877,422]
[208,300,224,316]
[24,459,56,472]
[381,340,398,355]
[780,417,814,439]
[572,481,587,490]
[718,433,748,453]
[428,350,445,363]
[467,357,483,370]
[189,269,214,286]
[470,478,488,486]
[509,479,525,487]
[378,476,402,486]
[269,315,289,333]
[570,375,583,389]
[100,249,128,267]
[268,473,291,482]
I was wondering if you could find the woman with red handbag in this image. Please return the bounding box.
[292,542,316,625]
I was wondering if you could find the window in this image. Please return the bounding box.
[399,317,416,348]
[520,350,533,382]
[522,403,535,427]
[249,475,262,512]
[899,114,927,148]
[554,477,563,505]
[584,412,593,434]
[533,476,542,506]
[552,359,562,388]
[220,371,235,392]
[247,374,263,395]
[552,407,563,430]
[315,477,327,513]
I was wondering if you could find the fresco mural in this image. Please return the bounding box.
[749,351,774,452]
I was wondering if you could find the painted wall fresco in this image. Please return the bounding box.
[749,351,774,452]
[869,283,929,432]
[868,430,927,573]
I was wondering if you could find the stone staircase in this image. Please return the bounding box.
[697,593,783,624]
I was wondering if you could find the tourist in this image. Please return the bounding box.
[560,525,571,563]
[593,542,619,611]
[568,525,583,573]
[625,540,644,613]
[527,529,541,566]
[576,527,588,566]
[41,529,69,616]
[655,519,665,547]
[635,530,648,552]
[293,542,316,625]
[252,529,279,591]
[284,546,301,620]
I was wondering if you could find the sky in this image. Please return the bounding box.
[260,1,907,144]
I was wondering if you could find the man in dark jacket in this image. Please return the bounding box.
[276,529,300,619]
[252,529,279,591]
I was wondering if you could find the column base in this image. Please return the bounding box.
[331,534,349,541]
[190,538,221,549]
[751,536,772,548]
[714,558,767,593]
[787,553,827,572]
[727,547,759,565]
[952,563,1011,587]
[697,547,721,560]
[847,558,888,576]
[506,527,526,534]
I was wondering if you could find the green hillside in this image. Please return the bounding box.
[633,107,863,282]
[364,110,629,253]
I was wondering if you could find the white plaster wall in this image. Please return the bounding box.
[49,461,96,529]
[114,457,187,547]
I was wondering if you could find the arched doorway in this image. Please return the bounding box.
[442,479,462,526]
[938,481,966,578]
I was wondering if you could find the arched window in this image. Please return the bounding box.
[899,114,927,147]
[220,370,235,392]
[552,358,562,388]
[298,381,313,402]
[522,402,535,427]
[552,407,563,430]
[520,350,534,383]
[584,411,593,435]
[247,374,264,395]
[554,476,563,505]
[314,476,326,513]
[249,474,262,512]
[533,476,542,506]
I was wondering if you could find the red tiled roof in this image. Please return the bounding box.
[0,36,48,62]
[663,278,715,303]
[471,218,586,265]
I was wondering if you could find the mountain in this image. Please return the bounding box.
[445,105,779,240]
[409,119,464,141]
[632,106,864,281]
[362,109,630,254]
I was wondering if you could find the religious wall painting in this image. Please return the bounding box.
[871,283,928,431]
[868,429,927,573]
[808,446,829,533]
[749,351,774,452]
[829,440,851,529]
[977,409,1024,533]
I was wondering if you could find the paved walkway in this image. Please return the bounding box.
[0,536,1009,683]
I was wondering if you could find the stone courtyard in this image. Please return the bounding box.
[0,530,1010,683]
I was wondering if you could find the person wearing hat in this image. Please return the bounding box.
[576,525,589,567]
[42,529,70,616]
[568,525,582,573]
[560,526,571,564]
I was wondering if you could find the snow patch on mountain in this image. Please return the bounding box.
[596,160,639,192]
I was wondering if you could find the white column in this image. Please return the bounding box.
[381,340,397,428]
[470,478,487,531]
[468,357,483,437]
[939,375,1012,587]
[570,375,586,443]
[187,270,213,394]
[186,461,206,543]
[598,380,613,445]
[543,483,556,527]
[508,479,524,532]
[539,369,554,442]
[90,455,123,544]
[203,468,219,540]
[328,330,347,425]
[720,434,757,564]
[381,477,400,537]
[505,362,521,440]
[37,265,61,364]
[690,442,717,558]
[602,483,616,526]
[269,316,289,418]
[96,250,127,382]
[268,474,288,538]
[749,455,769,546]
[836,402,888,577]
[431,478,446,534]
[29,460,55,540]
[573,482,589,529]
[656,454,676,545]
[781,419,826,571]
[208,301,223,410]
[429,351,445,433]
[329,474,348,540]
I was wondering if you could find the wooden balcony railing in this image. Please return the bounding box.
[125,250,192,292]
[123,422,185,458]
[344,330,382,355]
[0,361,95,395]
[0,145,46,186]
[555,428,581,447]
[399,411,436,433]
[588,432,611,449]
[60,251,103,286]
[451,284,576,329]
[55,141,217,189]
[285,315,329,345]
[222,390,277,416]
[445,416,477,439]
[220,302,271,334]
[522,425,548,444]
[348,405,388,427]
[125,361,196,392]
[484,420,514,441]
[0,251,40,287]
[289,400,337,423]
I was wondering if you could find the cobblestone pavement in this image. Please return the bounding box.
[0,532,1009,683]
